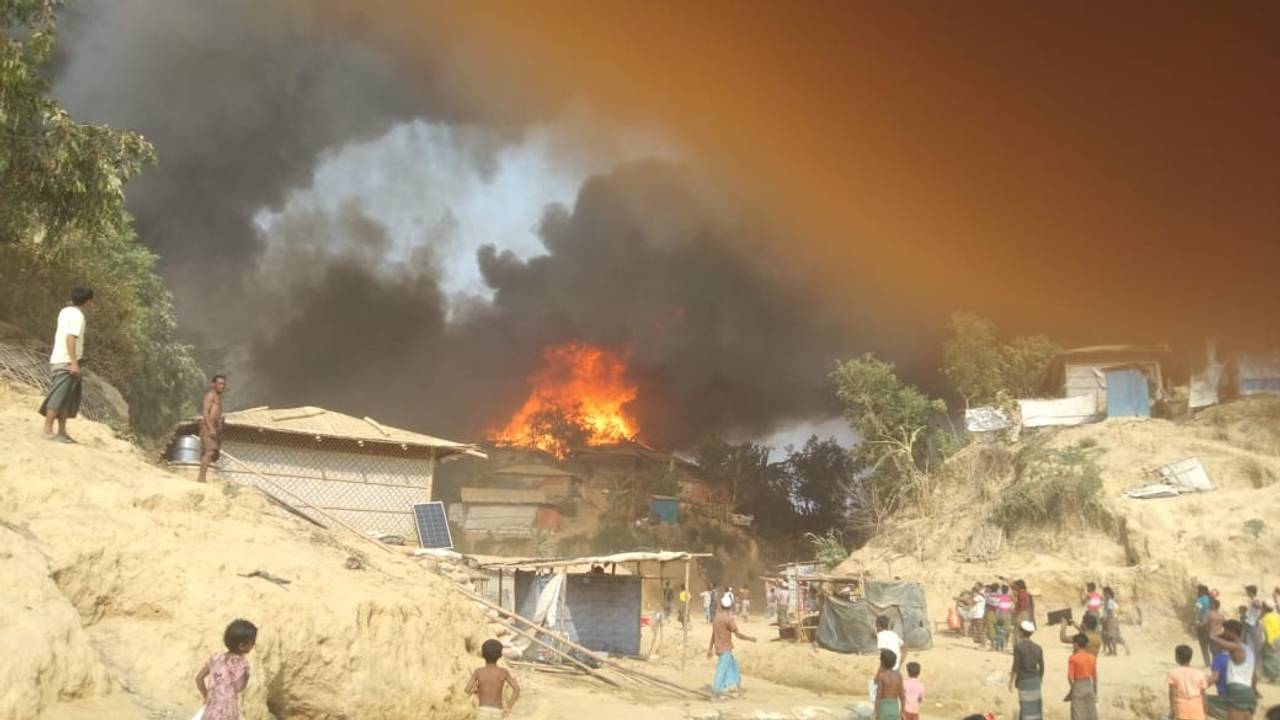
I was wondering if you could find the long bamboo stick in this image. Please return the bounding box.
[489,613,621,688]
[450,584,709,699]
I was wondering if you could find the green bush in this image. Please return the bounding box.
[990,443,1106,534]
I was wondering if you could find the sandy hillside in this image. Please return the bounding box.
[0,381,492,720]
[833,398,1280,717]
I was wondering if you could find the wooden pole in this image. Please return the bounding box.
[450,583,708,699]
[681,558,691,671]
[220,450,393,555]
[490,611,620,688]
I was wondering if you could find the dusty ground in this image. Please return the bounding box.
[4,381,1279,719]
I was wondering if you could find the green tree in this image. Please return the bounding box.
[1000,334,1060,397]
[942,312,1004,407]
[0,1,203,436]
[781,435,856,534]
[694,437,796,537]
[831,354,950,533]
[941,312,1061,406]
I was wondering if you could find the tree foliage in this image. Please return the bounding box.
[0,2,202,436]
[780,435,856,533]
[694,437,796,537]
[831,354,951,535]
[941,312,1060,407]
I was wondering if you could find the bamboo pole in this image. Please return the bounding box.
[450,584,709,699]
[220,450,394,555]
[491,614,620,687]
[682,558,691,671]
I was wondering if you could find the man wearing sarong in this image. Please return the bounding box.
[1065,632,1098,720]
[1008,620,1044,720]
[1014,579,1035,629]
[38,287,94,443]
[1207,620,1259,720]
[873,648,904,720]
[707,593,755,698]
[197,375,228,482]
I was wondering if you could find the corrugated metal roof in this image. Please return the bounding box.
[184,405,484,455]
[476,550,712,570]
[461,487,548,504]
[491,463,578,478]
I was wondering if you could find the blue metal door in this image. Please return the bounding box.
[1105,368,1150,418]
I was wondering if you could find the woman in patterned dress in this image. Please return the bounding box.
[196,619,257,720]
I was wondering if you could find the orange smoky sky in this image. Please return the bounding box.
[343,2,1280,347]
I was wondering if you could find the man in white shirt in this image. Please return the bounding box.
[875,615,906,670]
[39,287,94,442]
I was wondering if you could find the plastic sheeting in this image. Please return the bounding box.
[1018,395,1100,427]
[816,580,932,654]
[965,407,1011,433]
[1237,353,1280,395]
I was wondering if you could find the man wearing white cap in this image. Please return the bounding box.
[1008,620,1044,720]
[708,592,756,697]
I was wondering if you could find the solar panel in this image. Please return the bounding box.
[412,501,454,549]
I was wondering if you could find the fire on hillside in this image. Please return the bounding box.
[491,342,640,458]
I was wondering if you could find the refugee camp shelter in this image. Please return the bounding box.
[1046,345,1169,419]
[649,495,679,523]
[478,551,710,657]
[1234,352,1280,395]
[816,579,932,655]
[491,463,580,499]
[456,487,560,536]
[165,406,482,540]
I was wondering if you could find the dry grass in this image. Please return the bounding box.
[1240,458,1278,489]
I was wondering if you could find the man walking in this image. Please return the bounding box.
[708,594,756,698]
[1008,620,1045,720]
[38,287,93,442]
[197,374,228,482]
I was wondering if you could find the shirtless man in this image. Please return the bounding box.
[465,639,520,719]
[874,648,905,720]
[197,375,227,483]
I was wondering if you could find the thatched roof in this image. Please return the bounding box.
[168,406,484,458]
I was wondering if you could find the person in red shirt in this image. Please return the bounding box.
[1066,633,1098,720]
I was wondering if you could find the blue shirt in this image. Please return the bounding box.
[1211,651,1229,696]
[1196,596,1211,623]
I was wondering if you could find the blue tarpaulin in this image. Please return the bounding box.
[649,496,678,524]
[1105,368,1151,418]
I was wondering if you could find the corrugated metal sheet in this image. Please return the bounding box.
[1105,368,1151,418]
[462,505,538,535]
[461,487,547,504]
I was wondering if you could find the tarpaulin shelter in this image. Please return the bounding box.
[816,580,932,654]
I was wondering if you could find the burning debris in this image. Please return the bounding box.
[492,342,639,457]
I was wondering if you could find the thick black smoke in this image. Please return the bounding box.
[53,0,531,342]
[52,1,868,447]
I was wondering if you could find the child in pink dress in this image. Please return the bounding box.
[195,619,257,720]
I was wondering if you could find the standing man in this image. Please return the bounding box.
[1009,620,1045,720]
[740,585,751,620]
[876,615,907,671]
[39,287,94,442]
[197,374,228,483]
[707,594,756,698]
[677,584,691,629]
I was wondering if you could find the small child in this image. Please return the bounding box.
[902,661,925,720]
[195,619,257,720]
[1167,644,1208,720]
[465,639,520,719]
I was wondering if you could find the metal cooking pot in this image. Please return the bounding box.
[171,434,202,464]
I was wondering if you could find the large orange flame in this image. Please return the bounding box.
[492,342,639,457]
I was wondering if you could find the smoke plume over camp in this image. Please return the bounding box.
[51,0,861,446]
[51,1,1280,446]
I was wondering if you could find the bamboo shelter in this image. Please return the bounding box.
[163,406,484,539]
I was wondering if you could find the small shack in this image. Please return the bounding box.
[1045,345,1169,418]
[1234,352,1280,396]
[164,406,482,540]
[477,551,710,658]
[491,463,580,499]
[816,579,932,655]
[457,487,559,536]
[649,495,679,523]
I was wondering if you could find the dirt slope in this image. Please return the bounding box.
[835,397,1280,717]
[0,381,490,720]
